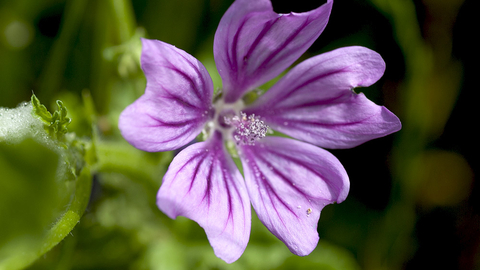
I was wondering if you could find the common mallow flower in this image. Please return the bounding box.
[119,0,401,263]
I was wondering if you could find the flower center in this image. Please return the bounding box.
[224,112,268,145]
[208,97,269,146]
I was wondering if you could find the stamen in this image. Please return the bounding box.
[225,112,269,145]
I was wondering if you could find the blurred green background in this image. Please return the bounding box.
[0,0,478,269]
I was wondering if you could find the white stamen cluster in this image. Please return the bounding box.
[225,112,268,145]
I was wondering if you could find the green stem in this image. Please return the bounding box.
[37,0,88,101]
[41,167,93,253]
[108,0,136,43]
[89,0,138,114]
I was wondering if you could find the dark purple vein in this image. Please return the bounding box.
[255,18,310,73]
[220,161,235,233]
[264,149,341,198]
[160,61,205,104]
[271,68,347,105]
[279,112,377,130]
[175,52,209,102]
[254,154,312,204]
[242,17,279,67]
[274,92,348,111]
[201,155,215,207]
[146,113,198,127]
[138,124,196,145]
[247,155,296,227]
[229,13,255,78]
[186,152,209,193]
[172,150,208,189]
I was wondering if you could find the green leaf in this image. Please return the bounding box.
[0,138,61,268]
[0,138,93,269]
[31,94,71,141]
[31,94,52,125]
[1,94,95,269]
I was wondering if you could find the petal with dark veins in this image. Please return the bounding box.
[239,136,349,256]
[244,46,401,149]
[214,0,333,103]
[157,132,251,263]
[119,39,214,152]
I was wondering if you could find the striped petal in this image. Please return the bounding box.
[119,39,214,152]
[239,136,349,256]
[214,0,333,103]
[157,132,251,263]
[244,46,401,149]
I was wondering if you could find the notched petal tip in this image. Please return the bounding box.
[157,133,251,263]
[120,38,216,152]
[140,38,214,107]
[345,46,386,88]
[239,136,349,256]
[214,0,334,103]
[244,46,399,149]
[379,104,402,132]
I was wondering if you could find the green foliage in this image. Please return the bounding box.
[0,93,97,269]
[0,139,61,269]
[31,94,71,142]
[0,143,93,269]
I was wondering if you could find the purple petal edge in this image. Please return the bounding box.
[214,0,334,103]
[239,136,349,256]
[157,132,251,263]
[119,39,214,152]
[244,46,401,149]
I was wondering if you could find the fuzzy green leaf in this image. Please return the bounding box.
[31,94,52,125]
[31,94,71,141]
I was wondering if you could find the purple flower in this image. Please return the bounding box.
[119,0,401,263]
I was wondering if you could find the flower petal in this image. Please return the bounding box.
[214,0,333,103]
[157,131,251,263]
[239,136,349,256]
[245,46,401,149]
[119,39,214,152]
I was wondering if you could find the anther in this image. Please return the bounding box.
[226,112,269,145]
